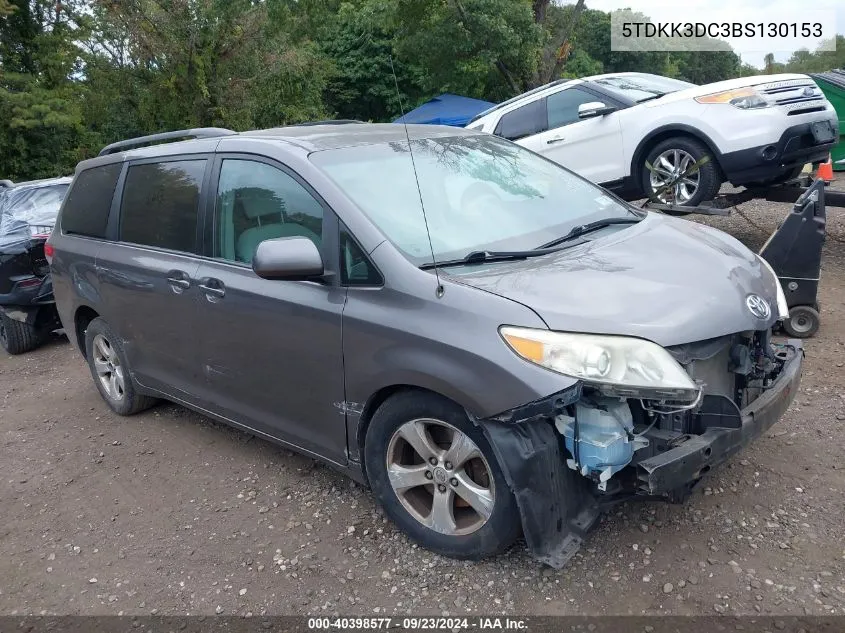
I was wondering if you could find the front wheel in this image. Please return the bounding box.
[0,312,41,355]
[364,391,521,560]
[641,136,722,207]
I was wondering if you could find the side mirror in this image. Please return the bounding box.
[252,237,324,281]
[578,102,616,120]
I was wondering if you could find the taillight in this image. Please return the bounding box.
[44,242,55,264]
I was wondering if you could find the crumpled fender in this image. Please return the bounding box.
[475,385,600,568]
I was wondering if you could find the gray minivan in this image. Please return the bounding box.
[49,124,803,567]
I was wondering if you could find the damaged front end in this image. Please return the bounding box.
[477,330,803,569]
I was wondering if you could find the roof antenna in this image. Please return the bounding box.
[389,55,445,299]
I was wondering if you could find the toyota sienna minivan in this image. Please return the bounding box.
[49,123,803,567]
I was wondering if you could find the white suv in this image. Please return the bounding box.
[468,72,839,206]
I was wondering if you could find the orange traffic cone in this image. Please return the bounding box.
[817,155,833,182]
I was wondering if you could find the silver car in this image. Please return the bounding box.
[48,124,802,567]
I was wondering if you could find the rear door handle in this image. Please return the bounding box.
[198,277,225,301]
[166,270,192,293]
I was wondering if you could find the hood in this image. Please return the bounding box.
[445,214,780,347]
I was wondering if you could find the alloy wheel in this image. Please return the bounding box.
[649,148,701,204]
[385,418,495,536]
[92,333,125,401]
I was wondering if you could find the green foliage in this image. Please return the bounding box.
[320,1,426,122]
[784,36,845,74]
[0,0,841,180]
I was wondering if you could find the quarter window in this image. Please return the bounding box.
[494,100,547,141]
[61,164,122,238]
[340,223,382,286]
[214,159,323,265]
[119,160,206,253]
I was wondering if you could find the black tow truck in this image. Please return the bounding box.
[0,177,71,354]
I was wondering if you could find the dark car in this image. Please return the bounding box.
[49,125,802,567]
[0,177,71,354]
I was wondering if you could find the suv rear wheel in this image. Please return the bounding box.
[641,136,722,207]
[364,391,521,560]
[84,317,157,415]
[0,313,40,355]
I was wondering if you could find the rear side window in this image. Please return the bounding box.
[494,100,547,141]
[61,164,122,238]
[119,160,206,253]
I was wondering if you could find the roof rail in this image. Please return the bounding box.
[0,179,14,188]
[98,127,238,157]
[289,119,365,127]
[467,78,573,125]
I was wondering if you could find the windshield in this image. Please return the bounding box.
[592,74,695,102]
[310,134,635,266]
[0,183,69,242]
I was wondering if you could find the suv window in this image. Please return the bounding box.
[494,100,546,141]
[340,223,382,286]
[119,160,206,253]
[214,159,323,265]
[547,88,603,130]
[61,164,122,238]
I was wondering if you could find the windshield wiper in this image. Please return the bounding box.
[419,248,564,270]
[636,92,668,103]
[537,217,642,250]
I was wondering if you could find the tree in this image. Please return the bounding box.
[764,53,775,74]
[320,1,426,122]
[0,0,88,179]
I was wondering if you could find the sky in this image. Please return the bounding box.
[583,0,844,67]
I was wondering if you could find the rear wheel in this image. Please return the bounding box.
[364,391,521,560]
[0,312,40,355]
[84,317,157,415]
[641,136,722,207]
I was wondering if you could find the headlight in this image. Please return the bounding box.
[695,87,769,109]
[756,254,789,320]
[500,326,699,401]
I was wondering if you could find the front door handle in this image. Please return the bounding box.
[546,136,565,145]
[166,270,192,293]
[198,277,225,301]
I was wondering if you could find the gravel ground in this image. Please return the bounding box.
[1,192,844,618]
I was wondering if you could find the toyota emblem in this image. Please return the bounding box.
[746,294,771,320]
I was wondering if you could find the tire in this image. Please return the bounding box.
[84,317,157,415]
[364,391,521,560]
[641,136,722,207]
[782,305,820,338]
[0,312,41,355]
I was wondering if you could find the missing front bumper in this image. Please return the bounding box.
[478,340,803,568]
[636,339,803,495]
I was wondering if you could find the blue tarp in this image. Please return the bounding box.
[393,93,495,128]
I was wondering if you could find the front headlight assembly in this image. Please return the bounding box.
[695,87,769,110]
[500,326,700,402]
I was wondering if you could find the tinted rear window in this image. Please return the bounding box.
[119,160,206,253]
[61,164,123,238]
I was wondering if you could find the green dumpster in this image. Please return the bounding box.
[812,70,845,171]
